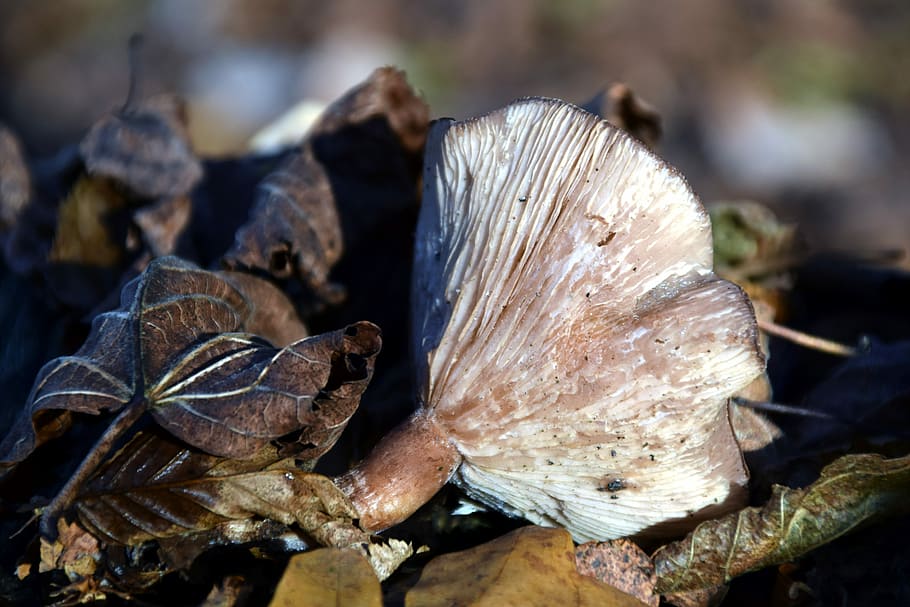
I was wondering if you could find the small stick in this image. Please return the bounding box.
[758,318,856,357]
[39,400,148,538]
[122,33,144,113]
[732,397,842,422]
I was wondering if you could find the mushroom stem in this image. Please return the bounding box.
[336,410,462,531]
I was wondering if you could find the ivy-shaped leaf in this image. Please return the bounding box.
[0,256,355,469]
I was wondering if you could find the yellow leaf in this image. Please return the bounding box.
[268,548,382,607]
[405,526,649,607]
[49,175,126,267]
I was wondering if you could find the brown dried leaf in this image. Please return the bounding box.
[131,194,193,257]
[653,453,910,594]
[0,256,367,471]
[64,426,411,584]
[39,519,100,579]
[0,124,31,233]
[576,539,658,607]
[223,67,428,309]
[221,270,309,346]
[49,176,127,268]
[75,427,362,547]
[405,526,649,607]
[709,201,801,320]
[267,548,382,607]
[200,575,250,607]
[80,95,203,199]
[43,175,132,309]
[581,83,662,148]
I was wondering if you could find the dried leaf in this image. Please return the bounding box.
[49,176,127,268]
[662,585,728,607]
[38,519,100,579]
[728,396,780,454]
[0,124,31,233]
[576,539,658,607]
[75,427,363,547]
[221,270,309,346]
[200,575,249,607]
[405,526,649,607]
[268,548,382,607]
[68,426,411,583]
[0,256,372,470]
[710,201,798,274]
[223,67,428,309]
[653,453,910,594]
[80,95,203,199]
[132,194,192,257]
[581,83,662,148]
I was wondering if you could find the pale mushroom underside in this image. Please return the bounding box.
[413,98,765,541]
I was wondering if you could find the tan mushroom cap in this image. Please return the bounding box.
[412,98,765,541]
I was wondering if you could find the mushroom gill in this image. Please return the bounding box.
[337,97,766,541]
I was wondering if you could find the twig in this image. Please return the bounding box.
[39,399,148,538]
[758,318,856,357]
[732,397,842,422]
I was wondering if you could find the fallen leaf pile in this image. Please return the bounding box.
[1,64,909,607]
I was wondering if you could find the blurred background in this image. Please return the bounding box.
[1,0,908,257]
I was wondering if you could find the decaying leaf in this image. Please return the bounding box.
[405,526,649,607]
[581,83,662,148]
[131,193,193,257]
[0,125,32,234]
[79,95,203,200]
[74,427,361,545]
[652,453,910,594]
[48,176,127,268]
[200,575,249,607]
[268,548,382,607]
[710,201,799,276]
[576,539,658,607]
[38,519,100,579]
[0,95,206,312]
[0,256,341,470]
[709,201,800,322]
[223,66,428,310]
[64,425,412,583]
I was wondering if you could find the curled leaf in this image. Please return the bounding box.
[0,256,334,470]
[405,526,649,607]
[581,83,662,148]
[223,67,428,309]
[80,95,203,199]
[62,425,411,583]
[75,427,363,547]
[653,453,910,594]
[268,548,382,607]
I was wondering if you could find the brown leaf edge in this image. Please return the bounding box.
[653,452,910,594]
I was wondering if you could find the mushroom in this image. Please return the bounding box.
[337,98,765,541]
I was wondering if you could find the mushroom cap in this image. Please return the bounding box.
[412,98,765,541]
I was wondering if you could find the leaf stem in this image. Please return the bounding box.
[40,399,148,538]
